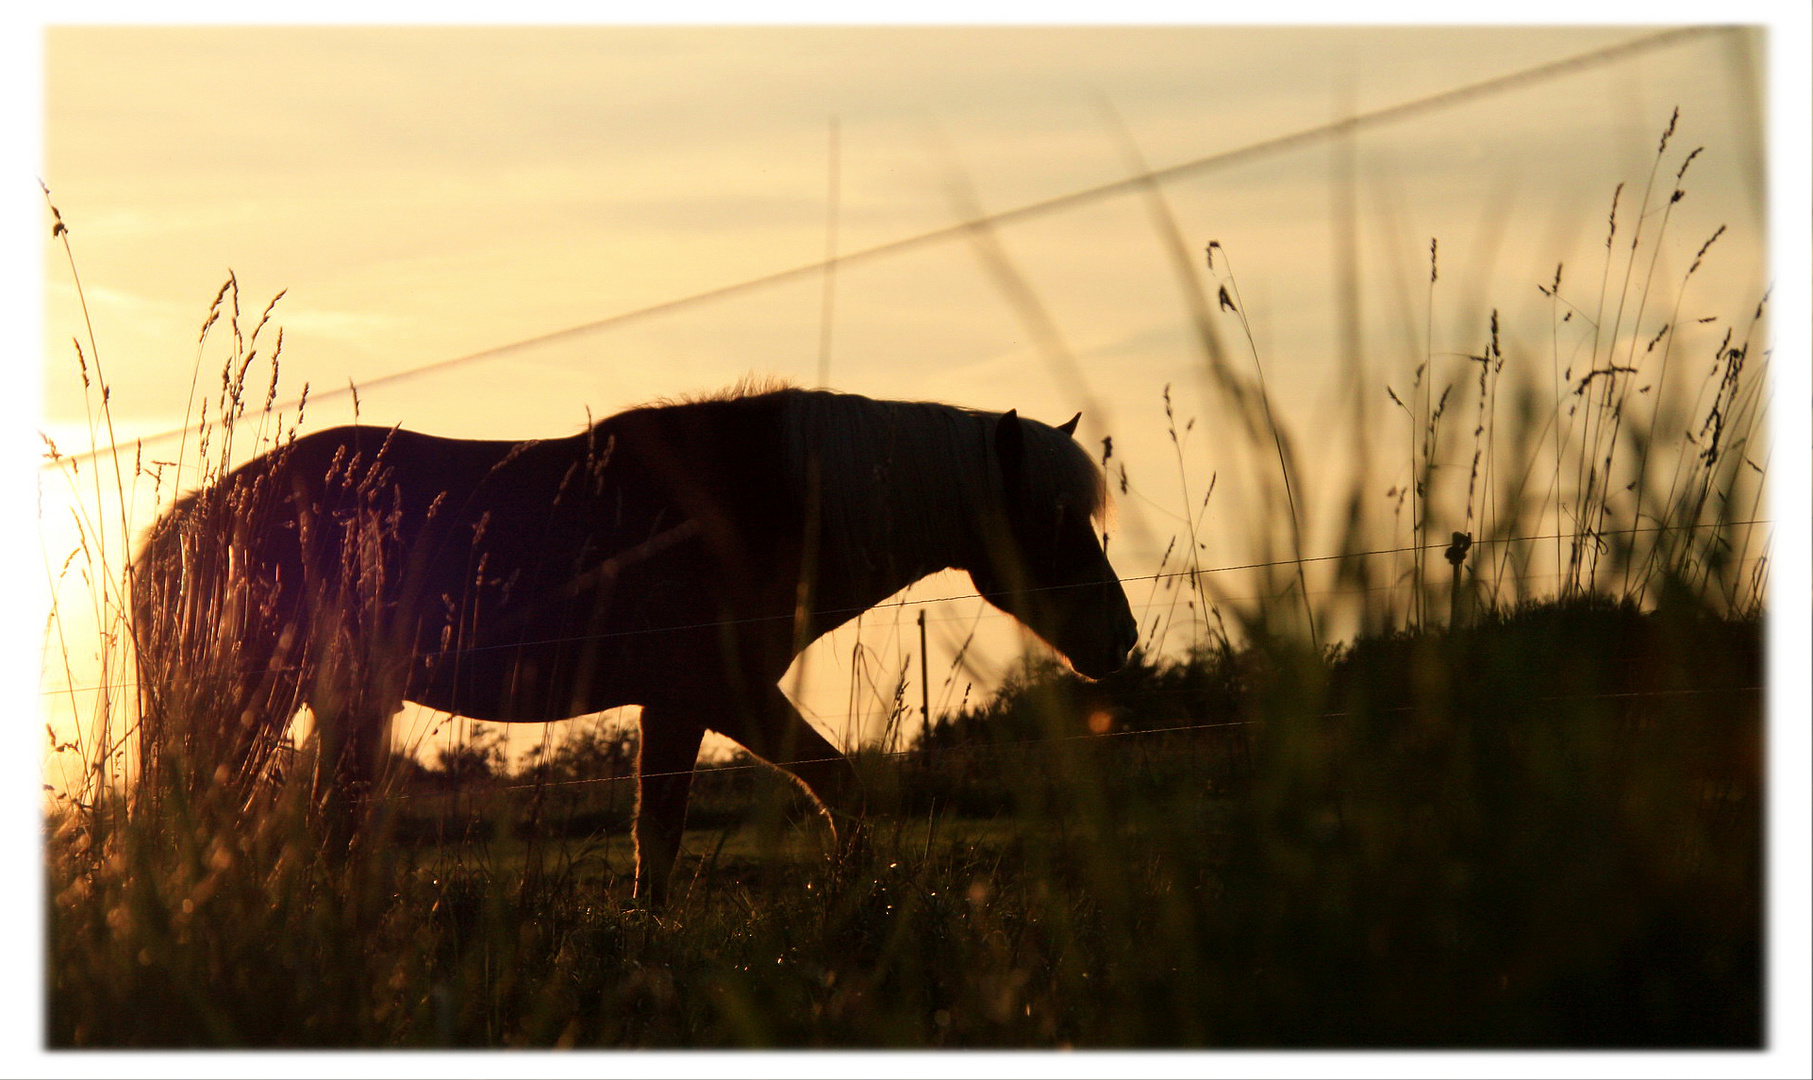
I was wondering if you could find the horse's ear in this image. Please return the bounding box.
[1056,412,1080,437]
[995,409,1024,487]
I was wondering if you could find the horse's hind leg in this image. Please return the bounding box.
[305,648,404,852]
[633,707,707,908]
[306,703,398,857]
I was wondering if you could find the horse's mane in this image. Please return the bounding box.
[765,387,1108,584]
[634,373,796,409]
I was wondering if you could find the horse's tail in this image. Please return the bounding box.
[131,491,198,802]
[131,473,304,811]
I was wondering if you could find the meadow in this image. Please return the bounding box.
[41,121,1769,1048]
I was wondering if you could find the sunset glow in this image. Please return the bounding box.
[38,22,1776,776]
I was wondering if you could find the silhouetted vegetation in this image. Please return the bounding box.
[46,592,1762,1047]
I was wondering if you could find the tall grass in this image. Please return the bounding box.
[42,116,1766,1048]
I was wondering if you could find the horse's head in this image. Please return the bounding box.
[968,409,1139,680]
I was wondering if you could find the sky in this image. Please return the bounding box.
[33,20,1787,754]
[11,8,1813,1076]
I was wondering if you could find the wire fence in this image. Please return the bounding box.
[377,682,1767,805]
[36,517,1768,702]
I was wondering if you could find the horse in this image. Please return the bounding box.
[131,383,1139,905]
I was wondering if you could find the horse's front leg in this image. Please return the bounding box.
[633,707,707,909]
[718,683,865,854]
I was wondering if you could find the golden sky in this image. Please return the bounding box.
[31,22,1792,776]
[42,25,1769,436]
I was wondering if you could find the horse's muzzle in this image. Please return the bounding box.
[1072,608,1139,680]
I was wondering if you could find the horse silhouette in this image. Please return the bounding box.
[132,384,1138,905]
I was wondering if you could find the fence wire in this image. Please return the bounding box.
[381,682,1767,805]
[37,517,1769,702]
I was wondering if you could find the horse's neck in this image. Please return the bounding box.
[808,502,975,616]
[789,395,991,618]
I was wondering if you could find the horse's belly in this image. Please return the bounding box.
[404,632,642,722]
[399,589,755,722]
[389,530,797,721]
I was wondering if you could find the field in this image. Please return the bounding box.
[40,115,1772,1050]
[46,597,1763,1047]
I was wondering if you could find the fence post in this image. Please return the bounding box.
[918,609,929,738]
[1445,531,1473,628]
